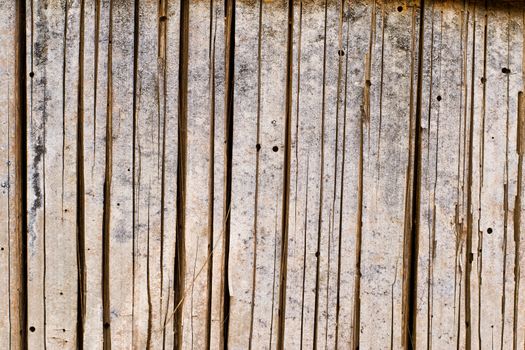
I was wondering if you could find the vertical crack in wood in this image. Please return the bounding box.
[206,0,217,348]
[352,3,376,347]
[500,10,511,349]
[76,0,86,347]
[269,194,279,349]
[513,91,524,350]
[293,1,304,346]
[61,0,69,218]
[403,0,425,348]
[464,4,478,349]
[157,0,168,346]
[476,7,488,347]
[312,0,328,347]
[334,0,350,346]
[453,5,469,346]
[425,4,437,347]
[221,0,235,347]
[276,0,294,347]
[146,191,152,349]
[376,3,385,181]
[102,1,114,347]
[248,0,263,348]
[92,0,101,173]
[299,155,309,349]
[16,0,29,347]
[174,0,189,347]
[131,0,139,345]
[352,55,366,350]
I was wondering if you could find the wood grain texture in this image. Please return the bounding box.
[2,0,525,348]
[0,1,24,348]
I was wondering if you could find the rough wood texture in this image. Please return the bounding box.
[1,0,525,348]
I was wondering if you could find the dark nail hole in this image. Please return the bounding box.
[64,209,68,212]
[29,326,35,332]
[256,144,261,151]
[127,168,130,172]
[117,203,120,206]
[315,251,320,257]
[272,146,279,152]
[481,77,486,84]
[0,247,3,251]
[104,322,110,329]
[397,6,403,12]
[487,227,493,234]
[29,72,34,78]
[338,49,345,56]
[159,15,167,21]
[437,95,442,101]
[62,329,66,333]
[502,67,511,74]
[366,80,372,87]
[60,292,63,295]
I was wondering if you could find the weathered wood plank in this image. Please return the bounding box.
[157,0,180,347]
[0,1,23,348]
[8,1,525,349]
[421,4,470,348]
[331,0,372,347]
[81,0,110,347]
[229,0,287,348]
[180,1,222,347]
[132,0,164,347]
[107,1,135,347]
[45,0,81,347]
[358,1,418,348]
[27,0,81,347]
[208,0,226,347]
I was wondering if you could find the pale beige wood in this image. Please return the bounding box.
[229,0,287,348]
[0,1,22,348]
[420,4,473,348]
[476,6,522,348]
[178,0,224,348]
[227,1,260,347]
[501,9,523,347]
[207,0,226,347]
[131,0,164,347]
[358,1,417,348]
[158,0,181,346]
[304,1,346,348]
[26,0,80,347]
[12,1,525,349]
[45,0,81,347]
[278,1,327,348]
[415,3,525,349]
[26,0,45,345]
[282,2,311,347]
[330,0,373,347]
[107,1,135,347]
[415,2,446,348]
[82,0,110,347]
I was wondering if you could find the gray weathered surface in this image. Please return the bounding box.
[0,0,524,349]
